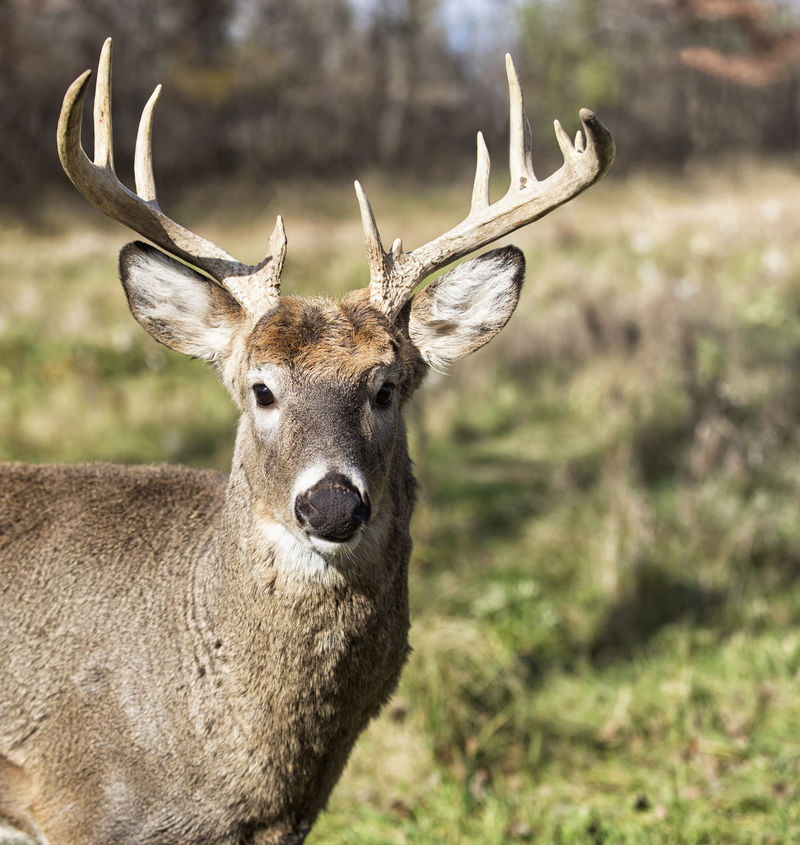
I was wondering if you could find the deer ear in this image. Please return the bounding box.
[119,242,245,363]
[408,246,524,370]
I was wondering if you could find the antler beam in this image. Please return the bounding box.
[357,54,616,320]
[57,38,286,319]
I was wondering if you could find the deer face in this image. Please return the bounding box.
[120,241,524,567]
[240,294,422,558]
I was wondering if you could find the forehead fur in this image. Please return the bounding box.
[249,292,413,381]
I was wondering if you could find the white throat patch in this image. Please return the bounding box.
[254,517,361,587]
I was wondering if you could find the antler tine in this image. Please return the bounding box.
[363,54,615,321]
[250,214,287,299]
[470,132,491,216]
[94,38,114,170]
[134,84,160,203]
[354,180,386,287]
[355,180,419,311]
[57,38,284,320]
[506,53,535,189]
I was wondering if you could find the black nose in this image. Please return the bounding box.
[294,473,371,542]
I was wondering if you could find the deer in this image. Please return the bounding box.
[0,39,614,845]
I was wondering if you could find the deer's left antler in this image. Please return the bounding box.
[357,54,616,320]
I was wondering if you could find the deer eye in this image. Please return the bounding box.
[253,384,275,407]
[375,383,395,407]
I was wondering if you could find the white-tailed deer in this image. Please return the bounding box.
[0,40,614,845]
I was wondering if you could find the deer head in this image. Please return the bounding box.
[57,39,614,573]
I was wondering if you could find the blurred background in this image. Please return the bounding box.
[3,0,800,200]
[2,1,800,843]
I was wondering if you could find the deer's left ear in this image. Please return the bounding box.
[408,246,524,370]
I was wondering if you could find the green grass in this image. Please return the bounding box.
[3,159,800,842]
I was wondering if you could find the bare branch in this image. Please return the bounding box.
[678,0,800,86]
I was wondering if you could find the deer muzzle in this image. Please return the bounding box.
[294,473,371,543]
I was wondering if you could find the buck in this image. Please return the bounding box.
[0,40,614,845]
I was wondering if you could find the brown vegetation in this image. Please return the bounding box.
[2,0,800,210]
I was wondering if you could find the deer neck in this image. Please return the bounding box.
[186,424,413,820]
[198,420,415,639]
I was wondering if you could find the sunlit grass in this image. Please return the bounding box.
[2,158,800,843]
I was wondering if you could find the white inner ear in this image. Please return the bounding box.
[409,250,523,372]
[124,249,240,363]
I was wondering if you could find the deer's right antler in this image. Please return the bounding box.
[57,38,286,319]
[356,54,616,320]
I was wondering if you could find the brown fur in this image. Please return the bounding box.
[0,241,524,844]
[251,293,398,373]
[0,448,413,844]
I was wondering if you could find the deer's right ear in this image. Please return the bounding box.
[119,242,245,363]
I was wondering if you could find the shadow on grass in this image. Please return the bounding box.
[421,455,553,554]
[589,560,726,663]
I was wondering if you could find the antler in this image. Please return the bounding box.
[357,54,616,320]
[57,38,286,319]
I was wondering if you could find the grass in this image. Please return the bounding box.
[3,157,800,842]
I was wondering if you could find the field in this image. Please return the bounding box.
[2,158,800,843]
